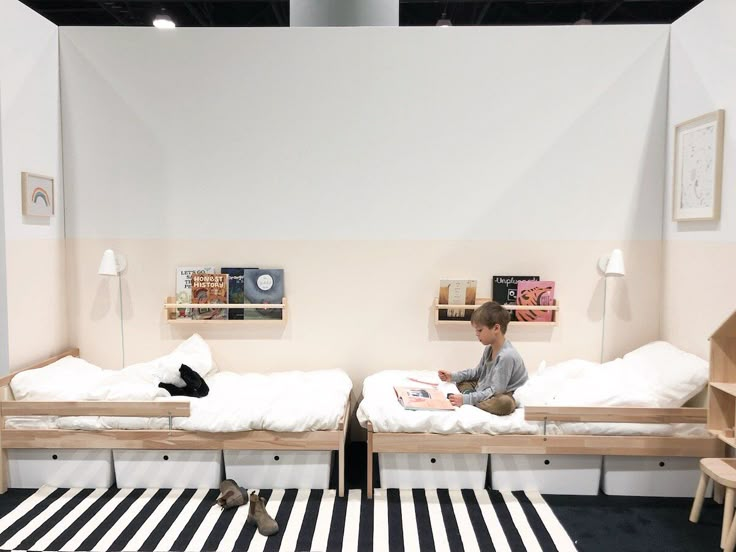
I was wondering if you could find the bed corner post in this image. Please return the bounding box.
[0,391,7,494]
[367,422,374,500]
[338,399,349,498]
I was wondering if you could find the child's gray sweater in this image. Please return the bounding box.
[451,340,528,405]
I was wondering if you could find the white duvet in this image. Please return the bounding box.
[356,341,709,437]
[7,335,353,433]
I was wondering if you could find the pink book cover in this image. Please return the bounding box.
[394,386,454,411]
[516,280,555,322]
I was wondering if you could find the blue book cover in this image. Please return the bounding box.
[221,267,257,320]
[243,269,285,320]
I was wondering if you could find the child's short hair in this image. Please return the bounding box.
[471,301,511,334]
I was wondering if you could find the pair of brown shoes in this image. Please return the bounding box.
[215,480,278,536]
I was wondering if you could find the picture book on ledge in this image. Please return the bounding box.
[243,269,284,320]
[438,279,477,321]
[394,386,455,411]
[191,273,229,320]
[492,275,539,321]
[515,280,556,322]
[176,266,215,319]
[221,267,258,320]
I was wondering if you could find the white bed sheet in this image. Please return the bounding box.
[356,370,539,435]
[356,341,710,437]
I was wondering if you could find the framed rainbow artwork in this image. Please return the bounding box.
[21,172,54,217]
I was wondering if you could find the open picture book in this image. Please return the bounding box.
[394,381,460,411]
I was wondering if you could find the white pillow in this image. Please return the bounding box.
[122,333,217,385]
[10,356,104,401]
[621,341,708,407]
[516,341,708,408]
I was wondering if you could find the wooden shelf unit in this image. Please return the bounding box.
[707,310,736,441]
[709,429,736,448]
[433,298,559,326]
[164,296,288,324]
[710,382,736,397]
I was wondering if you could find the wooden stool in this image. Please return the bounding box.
[691,458,736,550]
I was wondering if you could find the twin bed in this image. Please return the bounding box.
[0,335,352,496]
[0,338,723,498]
[357,341,723,497]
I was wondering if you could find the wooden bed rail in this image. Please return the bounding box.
[0,401,190,417]
[524,406,708,424]
[365,408,719,499]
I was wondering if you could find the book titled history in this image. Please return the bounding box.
[176,266,215,319]
[492,275,540,321]
[438,279,478,321]
[243,269,285,320]
[515,280,556,322]
[191,273,229,320]
[221,267,258,320]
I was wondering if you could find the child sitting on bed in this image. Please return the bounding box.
[438,301,528,416]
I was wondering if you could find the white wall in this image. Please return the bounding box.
[0,0,67,371]
[662,0,736,358]
[60,25,669,397]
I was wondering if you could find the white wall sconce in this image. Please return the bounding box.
[98,249,127,367]
[598,248,625,363]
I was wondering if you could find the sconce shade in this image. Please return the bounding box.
[98,249,126,276]
[604,248,625,277]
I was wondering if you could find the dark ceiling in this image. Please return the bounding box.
[22,0,703,27]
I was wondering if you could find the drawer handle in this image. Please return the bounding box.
[163,455,169,461]
[659,461,665,468]
[274,456,280,461]
[52,454,58,460]
[544,459,550,466]
[430,458,437,464]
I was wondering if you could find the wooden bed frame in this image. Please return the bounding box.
[366,405,724,498]
[0,348,350,497]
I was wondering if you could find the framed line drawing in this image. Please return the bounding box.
[21,172,54,217]
[673,109,725,221]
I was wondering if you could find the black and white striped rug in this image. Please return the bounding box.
[0,486,577,551]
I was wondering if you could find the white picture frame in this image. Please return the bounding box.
[21,172,54,217]
[673,109,725,221]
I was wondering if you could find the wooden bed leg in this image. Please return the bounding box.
[337,399,349,499]
[367,425,374,500]
[0,399,6,494]
[338,433,345,499]
[0,444,7,494]
[690,472,709,523]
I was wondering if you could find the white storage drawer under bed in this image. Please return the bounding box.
[8,449,115,489]
[490,454,602,495]
[224,450,333,489]
[602,456,709,497]
[113,450,223,489]
[378,453,488,489]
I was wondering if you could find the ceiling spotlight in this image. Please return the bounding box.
[436,12,452,27]
[153,12,176,29]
